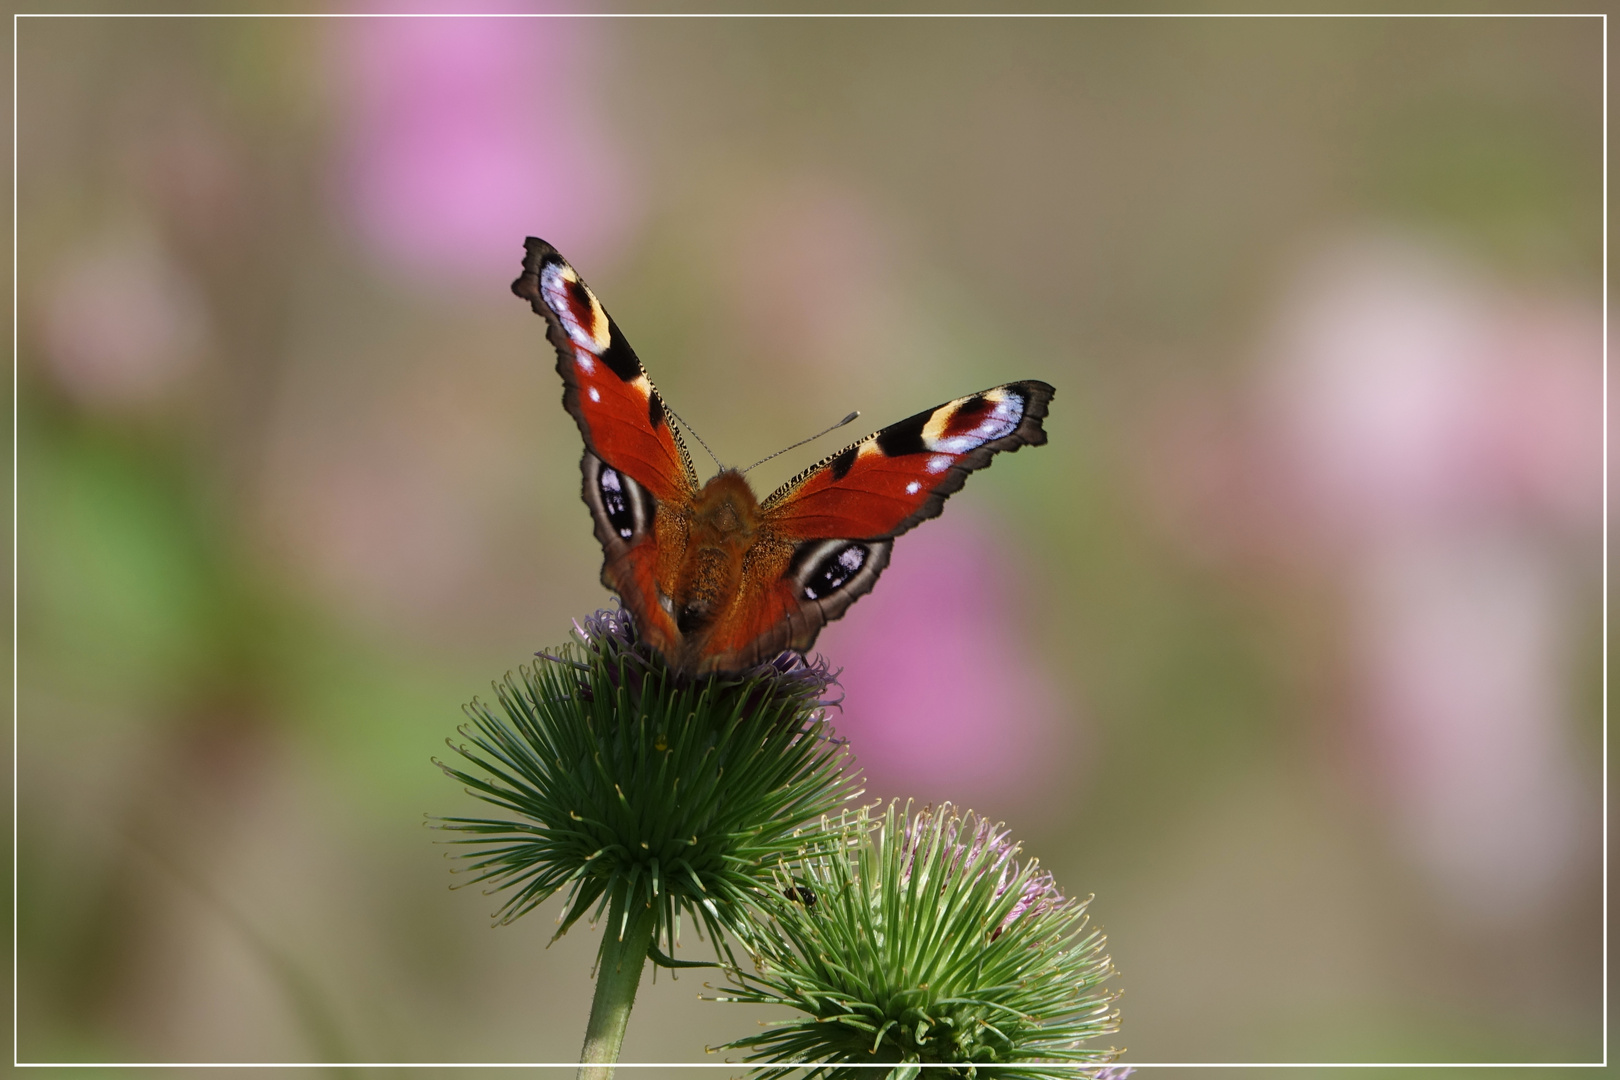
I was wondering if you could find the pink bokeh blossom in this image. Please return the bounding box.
[1261,236,1598,925]
[327,11,639,283]
[39,225,210,411]
[1263,240,1599,538]
[1139,234,1598,927]
[817,516,1068,812]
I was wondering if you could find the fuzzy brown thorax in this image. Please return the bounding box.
[672,470,764,635]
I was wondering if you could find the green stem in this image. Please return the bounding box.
[577,892,657,1079]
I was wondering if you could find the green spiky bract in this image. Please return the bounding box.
[434,609,859,1067]
[718,801,1122,1079]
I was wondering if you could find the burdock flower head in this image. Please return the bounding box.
[435,608,859,1068]
[718,800,1122,1078]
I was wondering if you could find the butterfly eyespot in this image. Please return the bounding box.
[594,464,643,544]
[921,389,1025,453]
[799,541,869,602]
[934,404,1021,452]
[541,264,612,356]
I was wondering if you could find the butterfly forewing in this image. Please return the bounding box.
[512,238,697,503]
[762,381,1054,541]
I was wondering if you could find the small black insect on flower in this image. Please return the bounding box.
[781,884,818,910]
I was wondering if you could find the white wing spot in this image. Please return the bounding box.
[577,354,596,375]
[905,480,921,495]
[588,387,601,402]
[927,454,953,474]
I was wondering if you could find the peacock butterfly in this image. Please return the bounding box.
[512,237,1054,676]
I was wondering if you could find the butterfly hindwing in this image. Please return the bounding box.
[512,238,697,503]
[682,536,897,673]
[577,449,687,655]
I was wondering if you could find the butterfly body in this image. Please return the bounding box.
[670,470,765,636]
[514,237,1054,676]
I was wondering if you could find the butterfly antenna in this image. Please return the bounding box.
[662,402,725,473]
[743,411,862,473]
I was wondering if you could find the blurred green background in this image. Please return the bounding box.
[14,9,1603,1069]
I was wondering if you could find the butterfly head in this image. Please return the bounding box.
[691,468,762,536]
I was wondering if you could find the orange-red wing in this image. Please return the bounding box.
[512,238,696,504]
[762,381,1054,541]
